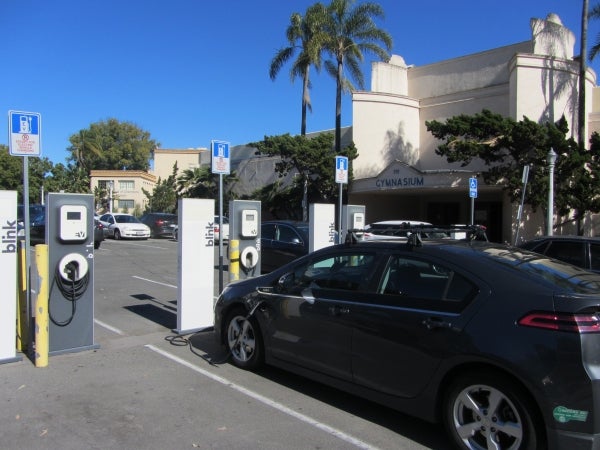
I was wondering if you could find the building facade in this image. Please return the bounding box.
[350,13,599,243]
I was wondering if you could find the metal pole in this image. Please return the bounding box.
[338,183,343,244]
[218,173,224,294]
[547,149,557,236]
[514,165,530,245]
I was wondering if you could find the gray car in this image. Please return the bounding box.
[215,236,600,450]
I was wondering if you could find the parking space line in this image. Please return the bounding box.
[145,344,380,450]
[132,275,177,289]
[94,319,125,335]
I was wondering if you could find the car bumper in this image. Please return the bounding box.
[548,429,600,450]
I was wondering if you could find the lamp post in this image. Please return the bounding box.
[108,181,114,213]
[547,148,557,236]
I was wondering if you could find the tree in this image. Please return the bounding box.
[44,163,91,195]
[426,110,600,234]
[270,3,328,136]
[251,132,358,218]
[175,166,238,212]
[321,0,392,153]
[0,144,54,203]
[67,118,159,171]
[143,163,179,213]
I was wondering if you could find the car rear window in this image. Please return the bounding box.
[485,247,600,293]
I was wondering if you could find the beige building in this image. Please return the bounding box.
[90,170,157,214]
[350,13,599,243]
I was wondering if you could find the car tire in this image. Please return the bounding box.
[94,240,101,249]
[443,370,544,450]
[113,229,121,240]
[225,307,263,370]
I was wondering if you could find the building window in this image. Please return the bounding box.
[98,180,109,189]
[119,180,135,191]
[118,199,135,211]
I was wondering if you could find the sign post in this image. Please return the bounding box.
[469,177,478,225]
[8,111,42,359]
[335,156,348,243]
[211,140,230,294]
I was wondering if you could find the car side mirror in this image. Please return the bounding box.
[277,272,295,293]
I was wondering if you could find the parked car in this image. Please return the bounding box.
[519,235,600,273]
[139,212,178,238]
[215,236,600,449]
[93,219,105,249]
[98,213,150,240]
[260,221,309,273]
[214,215,229,243]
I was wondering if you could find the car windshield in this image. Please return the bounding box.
[115,215,140,224]
[483,247,600,293]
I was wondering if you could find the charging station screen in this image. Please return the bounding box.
[67,211,81,220]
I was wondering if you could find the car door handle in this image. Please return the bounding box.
[329,306,350,316]
[422,317,452,330]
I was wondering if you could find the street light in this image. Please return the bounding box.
[108,181,114,213]
[547,148,557,236]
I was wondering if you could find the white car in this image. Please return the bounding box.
[98,213,150,240]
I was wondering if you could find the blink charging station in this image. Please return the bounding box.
[46,193,97,355]
[230,200,261,279]
[341,205,366,243]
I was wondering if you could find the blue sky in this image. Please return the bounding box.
[1,1,595,165]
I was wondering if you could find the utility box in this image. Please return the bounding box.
[230,200,261,278]
[46,193,97,354]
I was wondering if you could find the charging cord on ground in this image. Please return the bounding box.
[165,301,265,366]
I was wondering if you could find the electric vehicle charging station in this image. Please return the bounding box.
[309,203,336,252]
[46,193,97,355]
[341,205,366,243]
[0,190,20,364]
[175,198,215,334]
[230,200,261,279]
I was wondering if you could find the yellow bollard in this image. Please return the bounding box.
[16,242,28,353]
[229,239,239,282]
[34,245,49,368]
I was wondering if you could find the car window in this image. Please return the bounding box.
[278,225,301,244]
[291,252,377,292]
[592,243,600,272]
[545,241,585,268]
[261,223,276,240]
[379,255,478,305]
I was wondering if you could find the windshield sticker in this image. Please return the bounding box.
[553,406,589,423]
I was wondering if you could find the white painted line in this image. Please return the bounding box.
[145,344,379,450]
[132,275,177,289]
[94,319,125,335]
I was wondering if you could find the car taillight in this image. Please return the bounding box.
[156,220,164,226]
[518,312,600,333]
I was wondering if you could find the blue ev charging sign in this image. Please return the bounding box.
[8,110,41,157]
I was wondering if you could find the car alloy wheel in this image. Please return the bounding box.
[444,371,543,450]
[225,308,262,370]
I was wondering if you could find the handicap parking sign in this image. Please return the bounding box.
[469,177,478,198]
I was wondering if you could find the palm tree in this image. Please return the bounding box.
[322,0,392,153]
[71,129,103,171]
[269,3,327,136]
